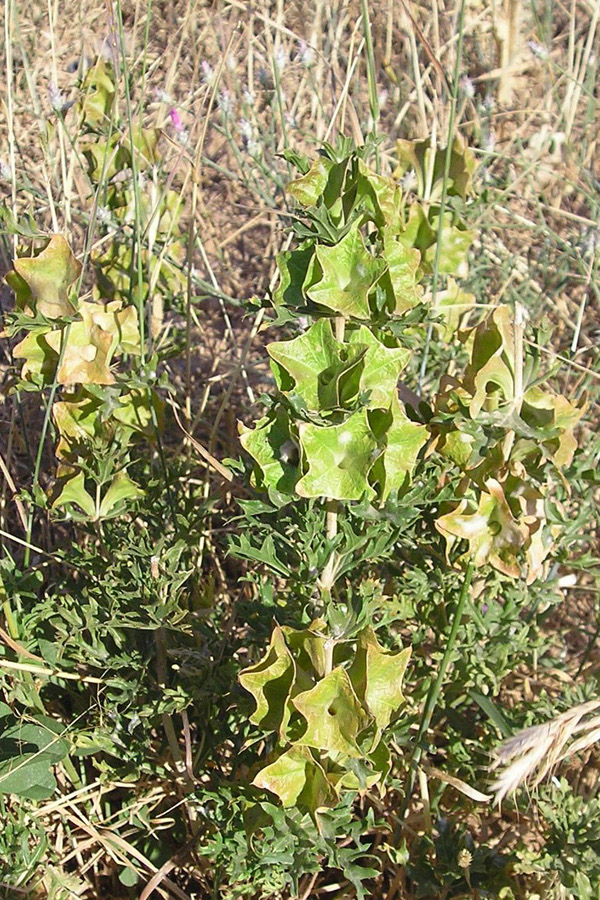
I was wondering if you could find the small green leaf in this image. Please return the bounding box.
[464,306,515,417]
[297,409,377,501]
[7,234,81,319]
[286,157,333,207]
[380,229,422,314]
[347,326,410,409]
[369,397,428,502]
[239,408,300,493]
[98,472,144,518]
[293,666,370,757]
[433,277,475,341]
[273,244,315,311]
[52,469,96,518]
[349,627,411,734]
[423,213,474,278]
[252,745,337,811]
[355,160,402,231]
[306,224,385,320]
[268,319,340,410]
[238,626,295,737]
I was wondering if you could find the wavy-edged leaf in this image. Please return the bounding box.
[252,745,337,811]
[238,626,295,738]
[293,666,369,758]
[7,234,81,319]
[347,326,410,409]
[349,627,411,734]
[286,157,333,207]
[305,224,385,320]
[239,408,300,494]
[297,409,377,501]
[369,397,428,502]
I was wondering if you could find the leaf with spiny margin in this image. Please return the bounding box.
[305,224,385,320]
[282,622,327,683]
[347,326,410,409]
[268,319,340,410]
[6,235,81,319]
[355,160,402,231]
[296,409,377,501]
[238,626,295,738]
[273,244,315,311]
[252,745,337,811]
[433,277,475,341]
[78,59,116,125]
[286,157,333,207]
[394,135,476,201]
[12,327,59,387]
[521,387,585,468]
[293,666,370,758]
[349,627,411,735]
[239,408,300,494]
[463,306,515,417]
[435,479,527,577]
[369,397,428,502]
[380,229,422,314]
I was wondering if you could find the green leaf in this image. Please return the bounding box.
[293,666,370,758]
[0,719,69,801]
[7,234,81,319]
[281,622,328,683]
[252,745,337,812]
[52,469,96,518]
[238,626,295,737]
[380,229,422,314]
[423,213,474,278]
[286,157,333,207]
[12,327,59,387]
[394,135,476,201]
[347,326,410,409]
[369,397,428,502]
[0,756,57,801]
[239,408,300,493]
[98,472,144,518]
[305,224,385,320]
[349,627,411,734]
[268,319,340,410]
[355,160,402,231]
[433,277,475,341]
[273,244,315,311]
[78,59,116,125]
[464,306,515,417]
[297,409,377,501]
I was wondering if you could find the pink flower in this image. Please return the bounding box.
[169,108,184,133]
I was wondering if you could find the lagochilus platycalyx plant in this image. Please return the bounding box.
[3,57,182,522]
[237,138,585,818]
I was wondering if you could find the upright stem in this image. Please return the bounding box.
[325,316,347,542]
[402,561,475,816]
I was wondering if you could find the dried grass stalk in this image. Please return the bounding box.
[490,699,600,804]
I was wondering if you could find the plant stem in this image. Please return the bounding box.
[325,316,347,542]
[401,561,475,817]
